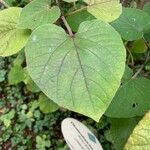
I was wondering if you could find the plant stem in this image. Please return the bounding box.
[131,64,145,79]
[0,0,9,8]
[61,16,74,37]
[132,52,150,79]
[126,47,134,66]
[56,0,74,36]
[73,1,77,10]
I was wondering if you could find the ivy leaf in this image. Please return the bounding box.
[106,77,150,118]
[111,8,150,41]
[67,10,95,32]
[0,7,30,57]
[0,109,15,127]
[25,20,126,121]
[18,0,61,30]
[8,65,26,85]
[125,111,150,150]
[38,94,59,114]
[105,117,140,150]
[83,0,122,22]
[0,69,6,82]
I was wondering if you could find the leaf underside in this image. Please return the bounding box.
[111,7,150,41]
[18,0,61,30]
[83,0,122,22]
[0,7,30,57]
[125,111,150,150]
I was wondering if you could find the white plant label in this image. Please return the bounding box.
[61,118,103,150]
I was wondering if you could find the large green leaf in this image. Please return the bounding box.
[18,0,61,30]
[83,0,122,22]
[106,77,150,118]
[105,118,140,150]
[125,111,150,150]
[111,8,150,41]
[25,20,126,121]
[0,7,30,57]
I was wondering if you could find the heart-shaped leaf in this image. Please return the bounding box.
[111,8,150,41]
[25,20,126,121]
[0,7,30,57]
[83,0,122,22]
[106,77,150,118]
[18,0,61,30]
[125,111,150,150]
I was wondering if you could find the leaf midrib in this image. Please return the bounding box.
[72,38,95,113]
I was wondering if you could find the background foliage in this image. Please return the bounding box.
[0,0,150,149]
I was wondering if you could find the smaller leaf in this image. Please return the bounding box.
[67,10,95,32]
[143,2,150,15]
[145,62,150,71]
[0,7,30,57]
[105,77,150,118]
[144,32,150,42]
[131,39,147,53]
[18,0,61,30]
[38,94,59,114]
[8,65,26,85]
[121,65,133,83]
[105,117,140,150]
[125,111,150,150]
[84,0,122,22]
[13,51,25,66]
[0,109,15,127]
[111,8,150,41]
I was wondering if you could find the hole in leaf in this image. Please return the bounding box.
[132,103,138,108]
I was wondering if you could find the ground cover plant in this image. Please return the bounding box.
[0,0,150,149]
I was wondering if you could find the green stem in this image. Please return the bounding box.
[126,47,134,66]
[65,6,87,16]
[132,52,150,79]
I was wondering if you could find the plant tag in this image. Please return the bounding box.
[61,118,103,150]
